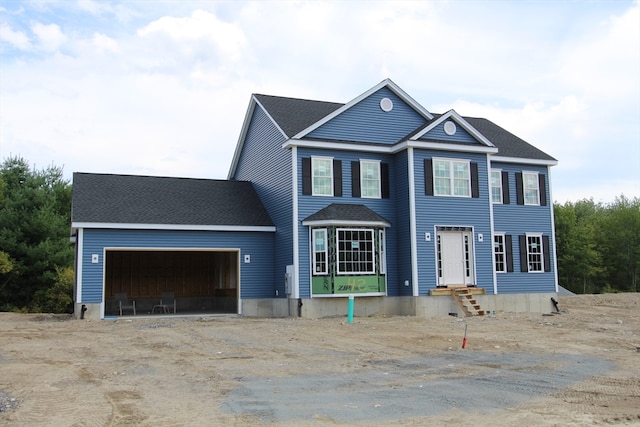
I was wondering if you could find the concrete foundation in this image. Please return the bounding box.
[76,292,559,320]
[241,292,559,318]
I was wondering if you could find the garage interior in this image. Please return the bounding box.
[104,250,238,316]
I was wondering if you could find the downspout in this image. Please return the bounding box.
[487,153,498,295]
[548,165,560,293]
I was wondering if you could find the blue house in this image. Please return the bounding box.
[72,79,558,319]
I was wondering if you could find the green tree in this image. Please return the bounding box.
[0,156,74,312]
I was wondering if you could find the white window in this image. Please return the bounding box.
[312,228,328,275]
[336,228,375,274]
[433,158,470,197]
[523,171,540,205]
[378,229,386,274]
[312,157,333,196]
[494,233,506,273]
[491,169,503,204]
[526,234,543,272]
[360,160,381,198]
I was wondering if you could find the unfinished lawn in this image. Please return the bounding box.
[1,293,639,426]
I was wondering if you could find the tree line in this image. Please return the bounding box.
[0,156,638,312]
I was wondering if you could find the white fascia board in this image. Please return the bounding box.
[407,140,499,154]
[292,78,433,140]
[227,95,288,179]
[490,156,558,166]
[301,219,391,228]
[71,222,276,232]
[283,138,394,154]
[411,109,495,147]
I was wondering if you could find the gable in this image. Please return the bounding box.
[418,117,478,144]
[305,87,426,144]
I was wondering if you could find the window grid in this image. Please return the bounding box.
[523,172,539,205]
[378,230,386,274]
[434,159,470,197]
[491,170,503,203]
[436,235,442,279]
[464,235,471,277]
[494,234,506,273]
[527,235,543,272]
[360,160,381,198]
[312,157,333,196]
[337,228,374,274]
[312,229,328,275]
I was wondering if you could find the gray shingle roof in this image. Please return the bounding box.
[254,94,342,137]
[255,94,555,162]
[303,203,390,225]
[72,173,274,227]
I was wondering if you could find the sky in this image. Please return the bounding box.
[1,0,638,204]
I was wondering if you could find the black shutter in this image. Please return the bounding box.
[302,157,311,195]
[424,159,433,196]
[539,174,547,206]
[381,163,390,199]
[543,235,551,272]
[519,235,528,272]
[501,171,510,204]
[471,162,479,198]
[515,172,524,205]
[505,234,514,272]
[333,159,342,197]
[351,161,361,198]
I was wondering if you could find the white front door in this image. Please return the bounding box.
[438,230,474,287]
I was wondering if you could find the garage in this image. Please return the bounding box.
[104,249,239,316]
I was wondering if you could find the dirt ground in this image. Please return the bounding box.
[1,293,639,426]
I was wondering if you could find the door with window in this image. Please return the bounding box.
[437,228,474,287]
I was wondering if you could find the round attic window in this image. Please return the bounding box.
[444,120,457,135]
[380,97,393,112]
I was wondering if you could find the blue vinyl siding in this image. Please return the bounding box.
[79,229,274,303]
[233,105,293,297]
[491,163,556,293]
[297,148,399,298]
[393,149,414,296]
[413,150,494,295]
[421,121,478,143]
[307,87,425,144]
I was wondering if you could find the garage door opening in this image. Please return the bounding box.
[104,250,238,316]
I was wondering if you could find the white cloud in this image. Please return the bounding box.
[91,32,119,52]
[0,1,637,204]
[0,23,31,50]
[31,22,67,51]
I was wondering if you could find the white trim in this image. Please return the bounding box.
[522,170,540,206]
[491,156,558,166]
[359,159,381,199]
[302,219,390,227]
[311,228,328,275]
[312,292,386,298]
[547,166,559,292]
[432,157,472,198]
[311,156,334,197]
[283,138,499,155]
[292,78,433,139]
[76,228,84,304]
[71,222,275,232]
[410,140,498,154]
[284,139,396,153]
[490,168,503,204]
[292,146,300,299]
[524,233,544,273]
[487,154,498,295]
[411,109,495,147]
[408,147,419,296]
